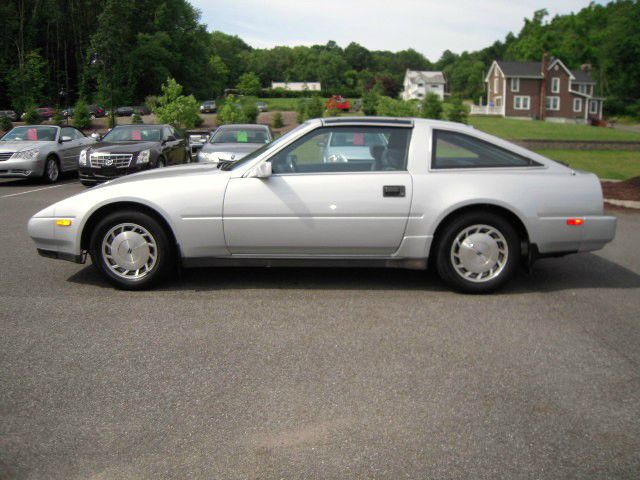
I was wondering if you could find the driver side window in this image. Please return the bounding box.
[270,126,410,174]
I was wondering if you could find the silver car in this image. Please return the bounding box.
[28,117,616,293]
[197,124,273,165]
[0,125,96,182]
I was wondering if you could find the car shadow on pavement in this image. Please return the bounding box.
[66,252,640,293]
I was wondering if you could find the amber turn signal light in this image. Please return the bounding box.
[566,218,584,226]
[55,219,73,227]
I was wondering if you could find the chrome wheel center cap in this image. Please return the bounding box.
[111,231,150,270]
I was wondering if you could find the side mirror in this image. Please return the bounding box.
[247,162,272,179]
[60,135,72,142]
[90,132,101,141]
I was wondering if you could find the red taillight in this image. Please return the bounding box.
[567,218,585,226]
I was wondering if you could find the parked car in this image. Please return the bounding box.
[133,105,151,116]
[28,117,617,292]
[64,105,106,119]
[200,100,217,113]
[256,101,268,112]
[115,106,134,117]
[21,107,57,120]
[0,110,18,122]
[197,124,273,165]
[77,124,190,186]
[187,130,210,155]
[0,125,95,182]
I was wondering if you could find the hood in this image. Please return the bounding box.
[0,140,53,152]
[200,142,264,156]
[89,141,158,153]
[96,163,223,187]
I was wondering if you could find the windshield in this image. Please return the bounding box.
[210,128,270,144]
[102,126,162,142]
[222,123,308,171]
[1,126,58,142]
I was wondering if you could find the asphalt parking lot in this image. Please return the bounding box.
[1,177,639,479]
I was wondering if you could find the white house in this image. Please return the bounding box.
[271,81,321,92]
[401,70,446,101]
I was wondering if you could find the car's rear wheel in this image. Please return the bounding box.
[43,156,60,183]
[435,211,519,294]
[156,157,166,168]
[89,211,175,290]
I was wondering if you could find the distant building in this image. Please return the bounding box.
[271,81,321,92]
[472,54,603,123]
[401,70,446,101]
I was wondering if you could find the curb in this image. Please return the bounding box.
[605,199,640,209]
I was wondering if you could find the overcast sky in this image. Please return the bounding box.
[190,0,599,61]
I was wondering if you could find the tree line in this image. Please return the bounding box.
[1,0,638,117]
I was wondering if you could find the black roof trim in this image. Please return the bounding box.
[322,117,414,126]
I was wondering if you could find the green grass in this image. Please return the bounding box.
[535,149,640,180]
[469,117,640,141]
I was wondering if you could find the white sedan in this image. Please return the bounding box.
[28,117,616,293]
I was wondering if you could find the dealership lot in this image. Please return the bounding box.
[1,178,640,478]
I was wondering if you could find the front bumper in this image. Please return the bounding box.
[78,164,148,183]
[28,214,84,263]
[0,157,44,178]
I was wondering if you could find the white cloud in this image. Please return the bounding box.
[191,0,598,60]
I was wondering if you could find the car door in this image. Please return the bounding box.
[58,127,85,171]
[161,127,180,165]
[223,125,413,256]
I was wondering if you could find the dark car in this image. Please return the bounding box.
[78,124,191,186]
[0,110,18,121]
[115,106,134,117]
[199,100,216,113]
[63,105,105,119]
[21,107,56,120]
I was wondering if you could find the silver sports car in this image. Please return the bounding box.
[0,125,96,182]
[28,117,616,293]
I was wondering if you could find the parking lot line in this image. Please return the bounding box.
[0,182,76,199]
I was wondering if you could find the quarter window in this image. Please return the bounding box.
[431,130,541,169]
[270,126,411,174]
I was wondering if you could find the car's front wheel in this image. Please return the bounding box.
[435,212,519,294]
[89,211,175,290]
[43,156,60,183]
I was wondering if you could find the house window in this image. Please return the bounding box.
[431,85,439,88]
[417,82,424,87]
[546,96,560,111]
[589,100,598,114]
[578,84,588,94]
[573,98,583,112]
[510,78,520,92]
[513,96,530,110]
[551,77,560,93]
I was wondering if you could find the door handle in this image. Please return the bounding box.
[383,185,405,197]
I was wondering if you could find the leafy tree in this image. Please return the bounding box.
[216,95,246,125]
[240,97,259,123]
[237,72,262,96]
[73,100,93,129]
[421,92,443,119]
[362,85,382,116]
[305,96,324,119]
[7,51,48,114]
[272,111,284,128]
[153,77,200,129]
[447,97,469,124]
[131,112,143,124]
[51,113,65,126]
[23,106,41,125]
[209,55,229,97]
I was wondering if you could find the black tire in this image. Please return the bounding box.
[43,156,60,183]
[81,180,95,187]
[89,210,175,290]
[156,157,166,168]
[434,211,519,294]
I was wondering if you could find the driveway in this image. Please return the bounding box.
[1,179,639,479]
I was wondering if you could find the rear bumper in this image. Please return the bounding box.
[535,215,617,254]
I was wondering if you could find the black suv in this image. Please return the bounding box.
[78,124,190,186]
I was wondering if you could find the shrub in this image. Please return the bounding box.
[131,112,143,124]
[375,96,419,117]
[272,111,284,128]
[421,92,443,119]
[361,89,380,116]
[305,96,324,119]
[23,106,41,125]
[144,95,159,111]
[154,78,201,129]
[217,95,248,125]
[325,107,341,117]
[240,98,259,124]
[296,98,308,123]
[194,115,204,127]
[51,113,65,125]
[0,115,12,132]
[447,97,469,124]
[73,100,92,129]
[236,72,262,97]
